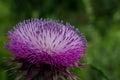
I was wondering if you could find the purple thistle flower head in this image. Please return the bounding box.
[7,19,87,80]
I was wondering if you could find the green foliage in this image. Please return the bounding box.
[0,0,120,80]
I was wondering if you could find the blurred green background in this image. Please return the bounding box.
[0,0,120,80]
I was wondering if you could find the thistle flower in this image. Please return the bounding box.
[7,19,87,80]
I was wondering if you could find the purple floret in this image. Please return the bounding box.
[7,19,87,67]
